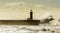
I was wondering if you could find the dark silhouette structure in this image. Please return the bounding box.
[30,10,32,20]
[0,10,40,25]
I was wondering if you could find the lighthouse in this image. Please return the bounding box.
[27,10,33,20]
[30,10,33,20]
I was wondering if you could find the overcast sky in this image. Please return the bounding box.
[0,0,59,19]
[0,0,60,8]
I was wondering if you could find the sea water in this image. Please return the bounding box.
[0,22,60,33]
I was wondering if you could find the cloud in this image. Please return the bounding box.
[34,4,44,8]
[0,2,25,8]
[0,0,60,8]
[33,4,49,10]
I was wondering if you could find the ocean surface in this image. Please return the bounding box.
[0,24,60,33]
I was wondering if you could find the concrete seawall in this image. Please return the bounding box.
[0,20,40,25]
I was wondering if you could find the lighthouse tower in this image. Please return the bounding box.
[30,10,33,20]
[27,10,33,20]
